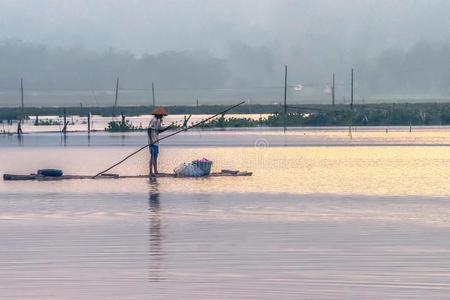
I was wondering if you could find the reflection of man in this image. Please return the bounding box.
[149,192,160,213]
[148,107,172,177]
[148,192,163,282]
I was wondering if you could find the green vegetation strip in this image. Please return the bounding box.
[3,103,450,127]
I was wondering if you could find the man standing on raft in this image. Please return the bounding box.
[148,107,172,177]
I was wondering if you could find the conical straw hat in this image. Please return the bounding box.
[151,107,168,116]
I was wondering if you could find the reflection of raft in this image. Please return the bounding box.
[3,170,252,181]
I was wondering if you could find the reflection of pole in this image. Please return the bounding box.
[152,82,156,108]
[283,65,287,133]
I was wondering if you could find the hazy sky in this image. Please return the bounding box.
[2,0,450,56]
[1,0,450,105]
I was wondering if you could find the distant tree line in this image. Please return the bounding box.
[0,104,280,121]
[3,39,450,106]
[3,103,450,127]
[264,103,450,126]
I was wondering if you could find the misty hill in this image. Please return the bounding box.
[1,39,450,106]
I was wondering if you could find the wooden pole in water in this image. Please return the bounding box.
[348,69,354,136]
[20,78,24,119]
[17,78,24,135]
[121,112,126,126]
[350,68,354,110]
[152,82,156,108]
[87,112,91,134]
[113,77,119,117]
[17,120,22,135]
[332,73,335,107]
[283,65,287,133]
[62,108,67,135]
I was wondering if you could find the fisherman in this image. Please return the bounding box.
[148,107,172,177]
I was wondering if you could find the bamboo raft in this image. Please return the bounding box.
[3,170,252,181]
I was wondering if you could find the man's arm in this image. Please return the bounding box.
[159,123,174,133]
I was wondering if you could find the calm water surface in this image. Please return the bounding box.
[1,129,450,299]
